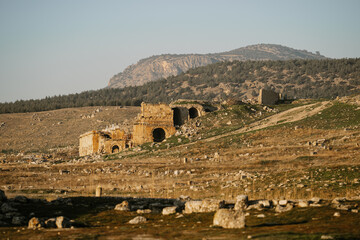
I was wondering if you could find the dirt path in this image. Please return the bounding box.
[196,101,332,143]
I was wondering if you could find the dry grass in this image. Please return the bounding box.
[0,106,140,153]
[1,99,360,202]
[2,126,360,202]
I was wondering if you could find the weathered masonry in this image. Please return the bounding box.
[79,100,216,156]
[79,129,131,156]
[170,99,217,127]
[132,103,177,145]
[258,89,281,105]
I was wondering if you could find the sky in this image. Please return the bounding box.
[0,0,360,103]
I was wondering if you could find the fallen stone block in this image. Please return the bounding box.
[234,195,248,210]
[275,204,293,213]
[298,200,309,208]
[115,201,130,211]
[28,217,44,229]
[56,216,71,229]
[137,209,152,214]
[162,206,177,215]
[213,209,245,229]
[184,201,202,214]
[184,199,224,213]
[128,216,147,224]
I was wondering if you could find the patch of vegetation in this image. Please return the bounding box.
[1,58,360,113]
[291,102,360,129]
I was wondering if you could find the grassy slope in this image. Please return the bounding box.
[1,97,360,239]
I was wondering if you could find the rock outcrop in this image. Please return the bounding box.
[108,44,326,88]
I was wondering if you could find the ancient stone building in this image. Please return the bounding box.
[170,99,217,126]
[132,103,177,145]
[258,89,281,105]
[79,100,216,156]
[79,129,131,156]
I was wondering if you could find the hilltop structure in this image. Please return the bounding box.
[258,89,282,105]
[79,100,217,156]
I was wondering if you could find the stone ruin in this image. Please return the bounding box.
[79,128,132,156]
[79,91,286,157]
[258,89,282,105]
[79,100,217,156]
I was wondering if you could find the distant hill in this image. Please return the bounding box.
[108,44,326,88]
[1,58,359,114]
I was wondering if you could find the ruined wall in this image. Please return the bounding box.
[110,129,126,139]
[170,100,218,125]
[79,131,100,156]
[258,89,280,105]
[171,106,188,126]
[132,103,176,145]
[105,129,131,153]
[136,103,174,124]
[79,129,130,156]
[104,140,127,153]
[79,101,215,155]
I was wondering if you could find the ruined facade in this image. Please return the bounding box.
[79,100,216,156]
[170,99,217,126]
[258,89,281,105]
[79,129,131,156]
[132,103,176,145]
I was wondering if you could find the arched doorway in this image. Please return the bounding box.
[172,107,182,126]
[153,128,166,142]
[189,107,199,119]
[112,145,120,153]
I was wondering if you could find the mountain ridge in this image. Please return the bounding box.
[108,44,326,88]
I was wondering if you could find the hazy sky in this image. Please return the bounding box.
[1,0,359,102]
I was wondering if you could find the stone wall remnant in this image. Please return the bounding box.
[79,100,217,156]
[258,89,281,105]
[79,128,131,156]
[132,103,176,145]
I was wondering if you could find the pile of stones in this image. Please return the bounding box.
[0,190,75,229]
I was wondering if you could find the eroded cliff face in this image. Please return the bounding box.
[108,54,219,88]
[108,44,326,89]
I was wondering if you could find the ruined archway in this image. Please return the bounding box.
[172,107,182,126]
[153,128,166,142]
[112,145,120,153]
[189,107,199,119]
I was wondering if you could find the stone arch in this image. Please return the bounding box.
[172,107,182,126]
[189,107,199,119]
[153,128,166,142]
[112,145,120,153]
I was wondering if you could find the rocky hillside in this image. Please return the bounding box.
[2,58,359,114]
[108,44,326,88]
